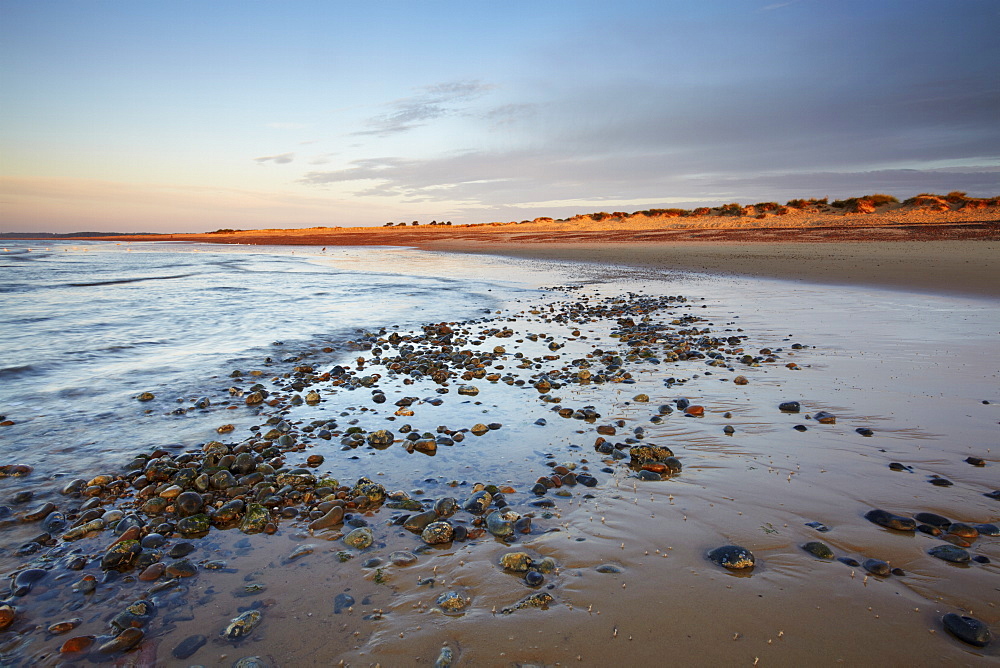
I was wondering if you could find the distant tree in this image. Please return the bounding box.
[411,221,419,226]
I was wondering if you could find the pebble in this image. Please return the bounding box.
[802,541,834,559]
[421,521,454,545]
[942,613,992,647]
[344,527,374,550]
[928,545,971,564]
[223,610,262,640]
[595,563,625,573]
[172,634,207,660]
[913,512,951,529]
[435,591,469,613]
[862,558,890,576]
[97,628,144,654]
[707,545,755,571]
[0,605,15,631]
[778,401,801,412]
[864,509,915,532]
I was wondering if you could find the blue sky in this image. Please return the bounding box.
[2,0,998,232]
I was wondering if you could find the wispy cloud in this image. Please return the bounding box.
[355,80,494,137]
[253,152,295,165]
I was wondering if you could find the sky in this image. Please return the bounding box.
[1,0,999,233]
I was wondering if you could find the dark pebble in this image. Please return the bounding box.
[168,542,196,558]
[975,523,999,536]
[929,477,953,487]
[972,555,991,564]
[333,593,355,614]
[707,545,755,571]
[837,557,861,567]
[928,545,971,564]
[942,613,992,647]
[778,401,800,412]
[985,490,1000,500]
[793,425,807,432]
[856,428,874,437]
[524,571,544,587]
[888,462,912,472]
[172,634,207,660]
[804,521,830,532]
[890,568,906,576]
[964,456,985,467]
[864,509,915,532]
[862,558,890,576]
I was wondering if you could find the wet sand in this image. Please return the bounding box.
[422,239,1000,299]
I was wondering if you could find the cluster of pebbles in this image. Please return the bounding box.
[0,287,995,662]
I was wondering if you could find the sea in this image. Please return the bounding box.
[0,239,998,666]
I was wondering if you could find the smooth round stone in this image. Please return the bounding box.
[864,509,916,532]
[435,591,468,613]
[462,491,492,515]
[167,542,196,558]
[421,521,454,545]
[308,506,344,531]
[485,511,514,539]
[344,527,374,550]
[434,497,458,518]
[500,551,532,572]
[802,541,834,560]
[778,401,801,412]
[837,557,861,567]
[389,551,418,566]
[974,523,999,537]
[942,613,992,647]
[174,491,203,518]
[707,545,755,571]
[862,558,890,576]
[595,563,625,574]
[929,545,971,564]
[948,522,979,539]
[165,559,197,578]
[524,570,544,586]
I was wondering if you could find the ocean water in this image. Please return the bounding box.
[0,241,525,476]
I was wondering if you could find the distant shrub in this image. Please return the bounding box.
[753,202,780,212]
[212,228,239,234]
[641,208,688,217]
[945,191,967,203]
[866,193,899,207]
[776,206,790,215]
[718,203,743,216]
[590,212,613,221]
[692,207,711,216]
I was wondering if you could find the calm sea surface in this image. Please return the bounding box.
[0,241,528,476]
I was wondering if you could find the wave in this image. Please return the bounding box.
[0,365,41,379]
[66,273,198,287]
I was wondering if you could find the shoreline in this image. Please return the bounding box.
[34,212,1000,299]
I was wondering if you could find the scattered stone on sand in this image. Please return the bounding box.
[707,545,755,571]
[942,613,992,647]
[864,509,916,532]
[802,541,834,559]
[928,545,971,564]
[862,558,890,576]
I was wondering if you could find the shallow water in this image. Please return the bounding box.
[0,243,998,666]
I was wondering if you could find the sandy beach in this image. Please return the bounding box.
[78,203,1000,298]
